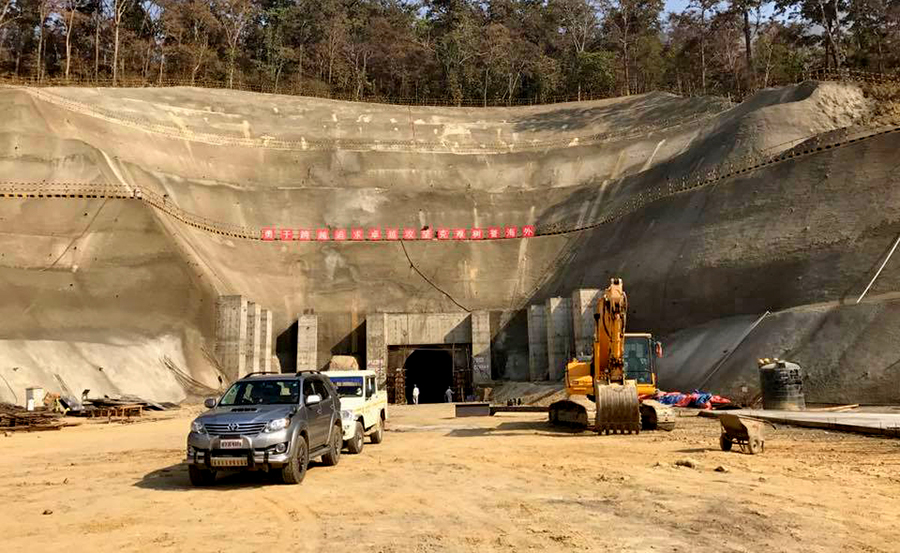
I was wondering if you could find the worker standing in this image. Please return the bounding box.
[445,387,453,403]
[412,384,420,405]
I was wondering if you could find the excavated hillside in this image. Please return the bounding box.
[0,80,896,404]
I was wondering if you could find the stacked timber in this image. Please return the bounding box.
[0,403,68,432]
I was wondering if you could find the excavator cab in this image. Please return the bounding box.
[623,334,661,396]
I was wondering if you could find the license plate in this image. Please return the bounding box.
[219,439,243,449]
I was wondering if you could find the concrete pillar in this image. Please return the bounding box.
[366,313,388,385]
[296,314,318,372]
[571,288,600,358]
[245,302,261,376]
[215,295,248,382]
[259,309,273,372]
[546,297,573,381]
[527,305,549,381]
[471,311,492,384]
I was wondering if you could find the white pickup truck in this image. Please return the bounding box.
[326,370,387,454]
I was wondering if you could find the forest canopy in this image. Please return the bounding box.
[0,0,897,104]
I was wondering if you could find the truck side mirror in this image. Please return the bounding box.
[306,394,321,406]
[655,342,663,358]
[204,398,217,409]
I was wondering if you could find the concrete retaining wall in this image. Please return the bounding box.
[296,314,318,372]
[215,295,248,382]
[527,305,548,381]
[546,297,573,381]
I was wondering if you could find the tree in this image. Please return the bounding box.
[0,0,19,30]
[34,0,54,82]
[688,0,720,92]
[112,0,134,84]
[775,0,847,69]
[554,0,604,99]
[846,0,893,71]
[576,50,616,96]
[162,0,219,85]
[215,0,252,88]
[61,0,90,79]
[433,12,480,104]
[603,0,664,95]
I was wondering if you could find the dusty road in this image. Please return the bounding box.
[2,404,899,553]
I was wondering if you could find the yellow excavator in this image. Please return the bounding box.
[548,278,675,433]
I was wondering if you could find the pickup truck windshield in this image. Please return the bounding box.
[219,379,300,406]
[329,376,364,398]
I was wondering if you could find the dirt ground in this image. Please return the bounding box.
[2,404,899,553]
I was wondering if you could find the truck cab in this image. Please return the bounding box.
[325,370,387,454]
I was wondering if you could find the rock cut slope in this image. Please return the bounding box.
[0,80,895,404]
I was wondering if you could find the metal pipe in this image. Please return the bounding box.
[698,311,771,390]
[856,234,900,304]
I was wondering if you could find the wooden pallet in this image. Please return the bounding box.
[82,404,143,418]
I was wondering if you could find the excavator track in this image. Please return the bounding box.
[595,384,642,434]
[640,399,676,432]
[548,396,594,428]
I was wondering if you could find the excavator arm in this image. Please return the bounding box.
[593,278,627,385]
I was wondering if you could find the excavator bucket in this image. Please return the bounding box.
[595,384,642,434]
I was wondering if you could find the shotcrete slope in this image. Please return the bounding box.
[0,80,894,404]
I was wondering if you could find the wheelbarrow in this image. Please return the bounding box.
[719,414,766,454]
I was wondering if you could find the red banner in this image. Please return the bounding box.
[262,224,536,242]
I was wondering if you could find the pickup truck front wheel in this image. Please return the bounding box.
[347,420,365,454]
[280,436,308,485]
[369,416,384,444]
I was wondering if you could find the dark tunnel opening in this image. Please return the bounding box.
[404,349,454,404]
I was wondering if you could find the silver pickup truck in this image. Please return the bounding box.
[186,371,343,486]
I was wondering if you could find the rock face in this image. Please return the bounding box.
[0,81,897,403]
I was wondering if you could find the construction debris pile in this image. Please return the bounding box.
[75,394,172,418]
[0,403,69,432]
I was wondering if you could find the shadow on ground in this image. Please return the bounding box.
[134,461,328,491]
[445,420,589,438]
[673,447,720,454]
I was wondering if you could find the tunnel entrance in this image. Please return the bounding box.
[387,344,472,404]
[405,349,453,404]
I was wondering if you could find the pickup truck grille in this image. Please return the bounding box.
[205,422,267,436]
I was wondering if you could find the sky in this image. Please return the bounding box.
[664,0,692,14]
[662,0,781,19]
